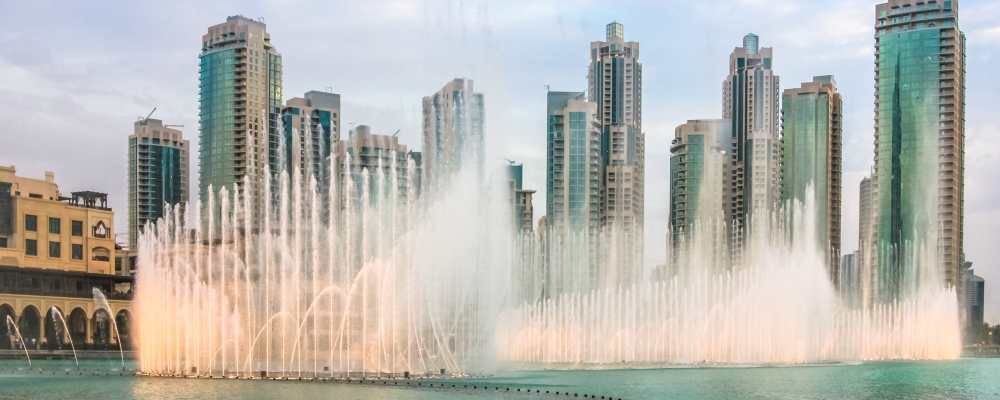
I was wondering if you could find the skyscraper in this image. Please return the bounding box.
[545,91,602,296]
[723,33,780,257]
[421,78,484,195]
[873,0,965,300]
[588,21,644,283]
[669,119,731,273]
[280,91,341,184]
[128,119,190,249]
[779,75,843,281]
[858,174,876,306]
[199,16,282,230]
[507,163,535,234]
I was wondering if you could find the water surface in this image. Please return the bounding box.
[1,359,998,399]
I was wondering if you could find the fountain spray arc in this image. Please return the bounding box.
[136,108,512,378]
[495,189,962,365]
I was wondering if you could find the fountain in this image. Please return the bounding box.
[136,110,960,378]
[93,289,126,368]
[5,315,31,366]
[136,116,511,377]
[48,307,79,367]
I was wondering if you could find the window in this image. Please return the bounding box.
[49,241,60,258]
[25,215,37,231]
[72,220,83,236]
[0,237,6,248]
[72,244,83,260]
[25,239,37,256]
[49,217,61,234]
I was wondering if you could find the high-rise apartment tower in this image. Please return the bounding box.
[872,0,965,300]
[199,16,282,231]
[128,119,189,249]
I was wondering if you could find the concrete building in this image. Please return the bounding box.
[421,78,484,195]
[335,125,421,208]
[0,166,132,350]
[669,119,731,272]
[589,22,644,281]
[965,268,984,329]
[545,91,603,297]
[723,33,781,260]
[199,15,282,231]
[280,91,341,183]
[507,163,535,234]
[872,0,966,300]
[779,76,843,282]
[128,118,189,251]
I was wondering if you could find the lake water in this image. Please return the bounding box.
[1,359,999,399]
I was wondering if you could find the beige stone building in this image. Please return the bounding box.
[0,166,132,351]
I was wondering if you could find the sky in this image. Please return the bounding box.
[0,0,998,321]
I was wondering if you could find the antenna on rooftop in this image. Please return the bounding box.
[544,85,550,92]
[504,158,515,165]
[392,130,400,137]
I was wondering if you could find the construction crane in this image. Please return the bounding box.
[140,108,157,125]
[504,158,515,165]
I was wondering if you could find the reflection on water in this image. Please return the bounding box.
[1,359,998,399]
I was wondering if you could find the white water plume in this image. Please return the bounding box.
[495,189,961,365]
[136,125,512,377]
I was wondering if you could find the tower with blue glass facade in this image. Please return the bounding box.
[780,76,843,282]
[421,78,484,197]
[723,33,781,262]
[588,22,644,285]
[128,119,189,250]
[872,0,966,301]
[199,16,282,231]
[545,91,603,297]
[280,91,340,186]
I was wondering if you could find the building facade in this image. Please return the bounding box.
[507,163,535,234]
[0,166,132,350]
[545,91,603,297]
[421,78,484,195]
[669,119,731,273]
[280,91,340,183]
[128,118,189,250]
[779,76,843,282]
[964,268,984,329]
[872,0,966,300]
[335,125,420,208]
[588,22,644,281]
[199,15,282,231]
[723,33,781,257]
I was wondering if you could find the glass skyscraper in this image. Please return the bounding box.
[588,21,644,284]
[421,78,484,196]
[780,76,843,281]
[723,33,781,259]
[199,16,282,230]
[669,119,731,272]
[872,0,965,300]
[545,91,602,297]
[128,119,189,250]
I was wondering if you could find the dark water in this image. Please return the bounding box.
[1,359,998,399]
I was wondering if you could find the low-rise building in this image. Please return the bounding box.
[0,166,132,351]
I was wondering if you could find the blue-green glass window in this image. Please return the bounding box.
[72,244,83,260]
[25,214,37,231]
[71,220,82,236]
[25,239,37,256]
[48,217,60,234]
